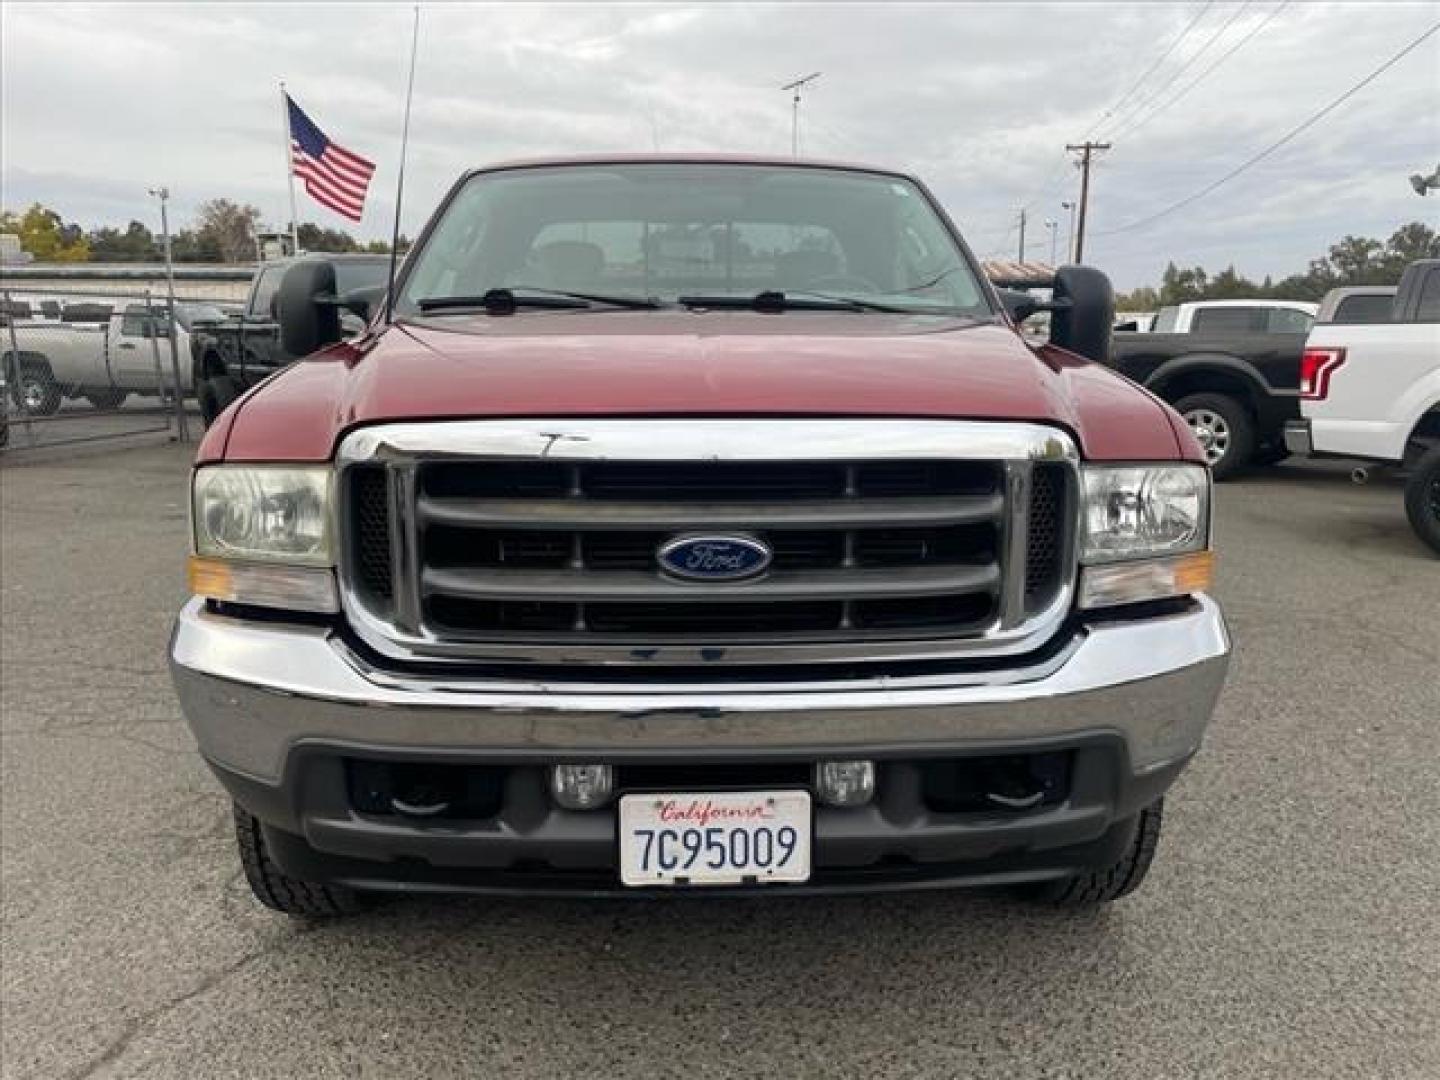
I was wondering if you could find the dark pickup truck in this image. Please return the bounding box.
[1109,300,1317,478]
[190,253,389,425]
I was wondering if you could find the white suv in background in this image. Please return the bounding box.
[1286,260,1440,554]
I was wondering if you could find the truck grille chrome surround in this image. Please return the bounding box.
[336,421,1078,667]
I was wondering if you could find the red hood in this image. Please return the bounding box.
[205,311,1192,463]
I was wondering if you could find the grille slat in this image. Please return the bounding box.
[415,493,1005,531]
[422,563,1001,604]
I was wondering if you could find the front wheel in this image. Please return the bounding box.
[1404,445,1440,556]
[197,373,238,427]
[14,363,63,416]
[1174,392,1255,480]
[83,388,128,410]
[233,804,367,917]
[1023,799,1164,907]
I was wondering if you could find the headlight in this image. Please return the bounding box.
[1079,464,1213,609]
[190,466,337,613]
[1081,464,1208,563]
[193,465,333,565]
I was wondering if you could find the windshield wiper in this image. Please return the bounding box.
[416,287,663,315]
[676,290,909,313]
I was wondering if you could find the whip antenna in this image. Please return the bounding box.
[385,5,421,321]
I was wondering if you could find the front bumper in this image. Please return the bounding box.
[170,596,1230,894]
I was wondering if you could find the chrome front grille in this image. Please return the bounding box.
[337,420,1077,667]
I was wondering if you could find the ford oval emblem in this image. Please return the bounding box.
[657,534,773,582]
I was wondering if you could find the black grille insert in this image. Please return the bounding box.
[1025,464,1066,610]
[351,467,393,601]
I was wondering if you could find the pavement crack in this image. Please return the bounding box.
[60,946,273,1080]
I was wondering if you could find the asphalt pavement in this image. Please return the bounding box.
[2,441,1437,1079]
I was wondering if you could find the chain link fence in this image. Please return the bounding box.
[1,286,239,453]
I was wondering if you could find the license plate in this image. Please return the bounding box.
[618,790,812,887]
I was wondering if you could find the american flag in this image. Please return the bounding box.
[287,95,376,223]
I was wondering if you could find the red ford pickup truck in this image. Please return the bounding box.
[170,156,1229,915]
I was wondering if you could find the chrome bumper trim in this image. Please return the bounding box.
[170,595,1230,784]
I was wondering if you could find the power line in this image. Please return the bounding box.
[1104,0,1258,142]
[1013,1,1215,215]
[1112,1,1289,143]
[1096,20,1440,237]
[1087,0,1218,139]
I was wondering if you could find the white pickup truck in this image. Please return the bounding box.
[1148,298,1318,335]
[3,301,220,415]
[1285,260,1440,554]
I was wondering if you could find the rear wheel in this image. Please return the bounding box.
[1174,392,1255,480]
[1403,445,1440,556]
[233,803,367,917]
[1024,799,1165,907]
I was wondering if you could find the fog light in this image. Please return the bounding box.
[550,764,614,810]
[815,760,876,807]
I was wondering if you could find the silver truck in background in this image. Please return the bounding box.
[3,301,224,414]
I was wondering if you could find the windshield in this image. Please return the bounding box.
[397,163,992,318]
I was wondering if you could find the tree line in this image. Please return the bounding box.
[0,200,407,264]
[1114,221,1438,310]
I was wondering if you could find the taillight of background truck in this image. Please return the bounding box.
[1299,346,1346,400]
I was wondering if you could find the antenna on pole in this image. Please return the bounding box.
[780,72,822,157]
[385,5,422,323]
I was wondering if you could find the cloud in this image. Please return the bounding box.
[2,1,1436,287]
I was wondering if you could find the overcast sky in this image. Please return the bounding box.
[2,1,1437,288]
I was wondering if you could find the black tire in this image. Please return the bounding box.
[83,388,128,410]
[13,360,63,416]
[1403,445,1440,556]
[1173,392,1255,480]
[198,373,238,427]
[233,803,367,917]
[1250,441,1290,467]
[1025,799,1165,907]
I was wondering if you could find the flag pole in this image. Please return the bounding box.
[384,5,421,322]
[280,81,300,256]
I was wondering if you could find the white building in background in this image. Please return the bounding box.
[0,234,34,265]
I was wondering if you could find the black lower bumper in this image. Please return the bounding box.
[211,736,1187,897]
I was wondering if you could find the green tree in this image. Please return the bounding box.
[194,198,262,262]
[363,235,411,255]
[0,203,90,261]
[1159,262,1209,305]
[1382,222,1439,272]
[87,220,156,262]
[296,222,361,253]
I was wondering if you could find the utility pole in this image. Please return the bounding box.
[148,186,189,442]
[1061,200,1076,264]
[781,72,821,157]
[1065,141,1110,263]
[1016,209,1026,262]
[1044,218,1058,267]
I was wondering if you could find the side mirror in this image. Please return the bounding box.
[997,288,1042,323]
[278,259,341,357]
[1048,265,1114,363]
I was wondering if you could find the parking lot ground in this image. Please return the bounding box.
[2,444,1437,1080]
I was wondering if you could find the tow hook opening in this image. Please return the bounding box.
[347,760,505,821]
[919,753,1072,814]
